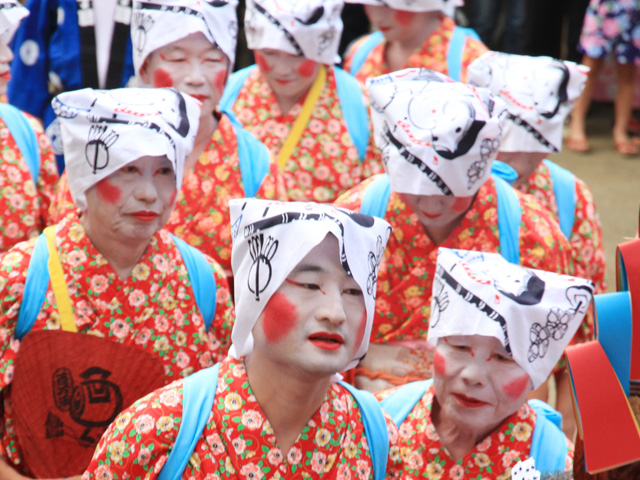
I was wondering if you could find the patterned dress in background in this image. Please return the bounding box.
[334,175,575,344]
[228,66,383,203]
[0,112,58,252]
[519,162,607,294]
[579,0,640,63]
[83,357,401,480]
[343,15,488,84]
[0,214,235,472]
[383,385,574,480]
[48,113,287,275]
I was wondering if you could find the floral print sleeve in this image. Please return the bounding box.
[0,112,58,251]
[85,358,400,480]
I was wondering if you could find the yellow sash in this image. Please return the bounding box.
[276,64,327,170]
[44,226,78,333]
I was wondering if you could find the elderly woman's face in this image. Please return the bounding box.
[83,155,177,242]
[140,32,229,115]
[433,335,532,436]
[399,193,474,230]
[253,48,319,103]
[364,5,435,43]
[0,38,12,96]
[251,235,367,379]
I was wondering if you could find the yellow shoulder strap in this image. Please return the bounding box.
[44,226,78,333]
[276,64,327,170]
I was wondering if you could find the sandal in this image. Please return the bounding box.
[615,139,639,156]
[566,137,591,153]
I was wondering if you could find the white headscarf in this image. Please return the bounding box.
[229,198,392,371]
[367,68,506,197]
[0,0,28,44]
[344,0,462,15]
[467,51,589,153]
[131,0,239,79]
[428,248,594,389]
[52,88,201,211]
[245,0,344,65]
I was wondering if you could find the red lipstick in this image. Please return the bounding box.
[454,393,489,408]
[308,332,344,351]
[131,211,159,222]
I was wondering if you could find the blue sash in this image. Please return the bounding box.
[0,103,41,183]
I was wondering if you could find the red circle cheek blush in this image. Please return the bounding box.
[153,68,174,88]
[297,60,317,78]
[254,53,270,73]
[96,179,121,204]
[261,292,298,343]
[433,351,446,376]
[502,374,530,399]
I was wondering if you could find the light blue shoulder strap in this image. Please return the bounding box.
[171,235,217,331]
[334,67,370,163]
[158,363,221,480]
[491,160,519,185]
[543,160,576,240]
[0,103,41,183]
[218,65,256,112]
[380,379,432,427]
[339,381,388,480]
[222,109,271,198]
[447,26,481,82]
[349,31,385,76]
[527,399,568,474]
[493,174,521,265]
[15,233,50,341]
[360,174,391,219]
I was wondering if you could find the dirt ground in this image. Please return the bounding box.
[556,102,640,292]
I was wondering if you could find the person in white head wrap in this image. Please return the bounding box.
[0,1,59,254]
[342,0,486,85]
[468,50,605,441]
[50,0,286,280]
[217,0,381,204]
[334,68,572,394]
[84,198,402,479]
[382,247,593,479]
[0,87,237,480]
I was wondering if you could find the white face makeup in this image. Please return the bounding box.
[251,235,367,379]
[141,32,230,115]
[253,48,319,107]
[82,155,177,243]
[433,335,533,439]
[0,38,12,96]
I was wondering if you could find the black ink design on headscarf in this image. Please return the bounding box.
[252,1,304,56]
[295,6,324,25]
[437,265,512,355]
[132,12,154,53]
[497,272,545,306]
[506,112,558,152]
[247,234,279,301]
[434,117,486,160]
[85,126,119,173]
[537,62,570,119]
[383,124,454,196]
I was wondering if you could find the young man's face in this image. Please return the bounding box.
[140,32,229,115]
[251,235,367,379]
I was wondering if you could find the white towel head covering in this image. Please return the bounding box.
[345,0,462,16]
[229,198,392,371]
[52,87,201,211]
[245,0,344,65]
[367,68,506,197]
[131,0,239,79]
[467,51,589,153]
[0,0,28,44]
[428,248,594,389]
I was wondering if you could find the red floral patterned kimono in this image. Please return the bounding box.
[83,357,400,480]
[518,163,606,295]
[343,16,488,85]
[0,112,58,252]
[48,114,286,275]
[335,175,575,382]
[0,214,235,474]
[227,66,383,203]
[386,385,573,480]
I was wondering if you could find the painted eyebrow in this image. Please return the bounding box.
[290,264,326,274]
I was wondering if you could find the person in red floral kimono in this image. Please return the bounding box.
[84,198,400,480]
[218,0,382,203]
[467,51,607,439]
[0,1,58,252]
[49,0,286,278]
[334,69,572,393]
[0,88,234,480]
[343,0,487,84]
[380,248,593,479]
